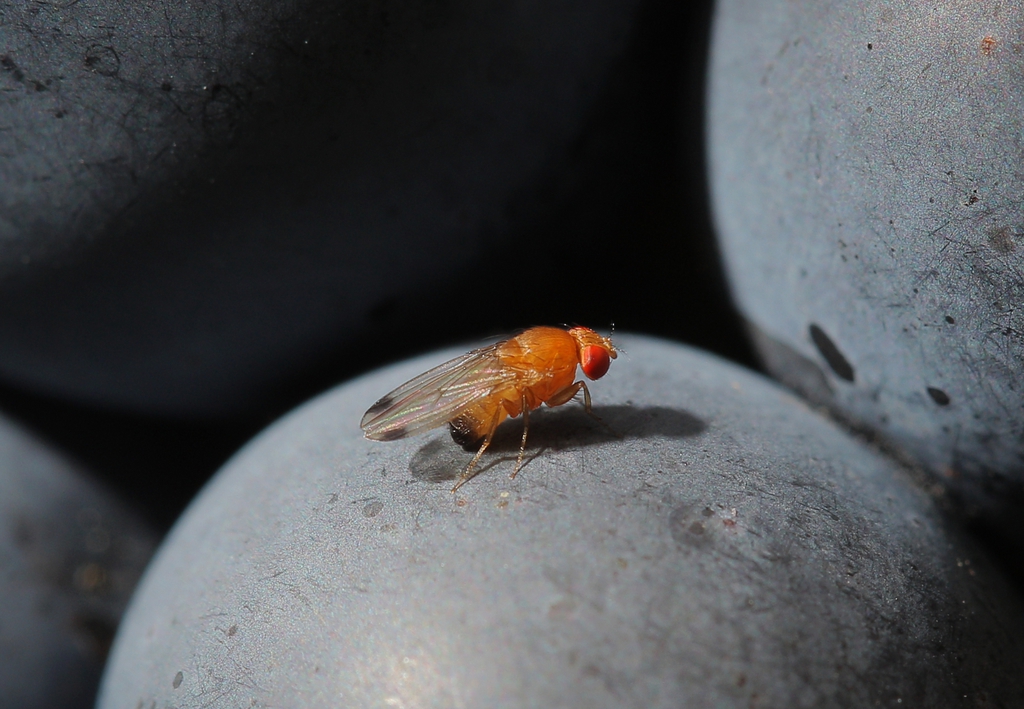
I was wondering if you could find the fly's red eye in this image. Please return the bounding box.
[581,345,611,380]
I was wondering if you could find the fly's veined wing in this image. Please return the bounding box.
[361,343,510,441]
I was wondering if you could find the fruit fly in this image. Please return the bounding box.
[361,326,617,491]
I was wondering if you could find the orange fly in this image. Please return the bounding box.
[361,326,617,491]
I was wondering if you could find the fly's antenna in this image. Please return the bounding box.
[608,321,626,356]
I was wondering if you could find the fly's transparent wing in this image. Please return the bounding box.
[360,343,511,441]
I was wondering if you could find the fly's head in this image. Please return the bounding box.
[568,326,617,380]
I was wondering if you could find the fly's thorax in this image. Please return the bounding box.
[506,327,572,354]
[502,328,579,377]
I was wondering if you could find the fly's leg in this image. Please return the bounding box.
[547,380,599,420]
[546,380,585,408]
[451,435,492,493]
[549,380,620,437]
[451,407,503,493]
[511,392,530,479]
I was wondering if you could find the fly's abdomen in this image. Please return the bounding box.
[448,398,511,450]
[449,414,484,450]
